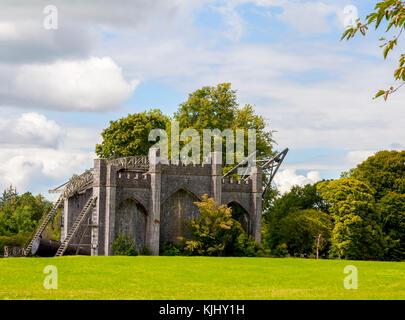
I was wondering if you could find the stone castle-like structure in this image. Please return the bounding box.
[60,149,263,256]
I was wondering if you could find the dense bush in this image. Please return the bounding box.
[0,186,57,256]
[0,233,29,256]
[278,209,332,258]
[140,245,152,256]
[184,194,263,257]
[0,186,54,237]
[263,184,329,257]
[111,233,138,256]
[160,241,183,256]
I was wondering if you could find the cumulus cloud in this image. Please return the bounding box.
[1,56,138,111]
[276,2,340,34]
[213,3,245,41]
[0,1,187,37]
[0,111,100,196]
[0,112,63,147]
[0,20,97,64]
[346,150,376,165]
[274,168,321,194]
[0,22,19,41]
[0,147,94,195]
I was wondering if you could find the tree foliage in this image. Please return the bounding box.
[278,209,332,257]
[262,184,328,253]
[185,194,262,257]
[95,109,170,158]
[0,187,53,236]
[346,150,405,260]
[378,192,405,259]
[0,186,56,254]
[346,150,405,200]
[342,1,405,100]
[111,233,138,256]
[174,83,274,163]
[317,178,385,260]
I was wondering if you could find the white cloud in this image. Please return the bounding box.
[0,112,99,197]
[277,2,340,34]
[0,147,93,194]
[214,3,245,41]
[346,150,376,165]
[0,22,19,41]
[273,168,321,194]
[0,112,63,147]
[1,56,138,111]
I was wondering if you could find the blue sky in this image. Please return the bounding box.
[0,0,403,197]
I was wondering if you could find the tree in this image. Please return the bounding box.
[346,150,405,260]
[0,187,55,255]
[346,150,405,200]
[341,1,405,100]
[317,178,385,260]
[174,83,274,165]
[378,192,405,260]
[0,185,18,208]
[184,194,262,257]
[95,109,170,158]
[0,190,53,236]
[262,184,328,253]
[278,209,332,258]
[175,83,238,132]
[96,84,274,166]
[111,233,138,256]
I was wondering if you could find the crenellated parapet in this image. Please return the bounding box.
[221,177,252,193]
[160,162,212,176]
[116,171,151,188]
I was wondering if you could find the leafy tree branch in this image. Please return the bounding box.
[341,1,405,100]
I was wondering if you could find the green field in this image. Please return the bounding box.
[0,256,404,300]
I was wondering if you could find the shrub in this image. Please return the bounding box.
[111,233,138,256]
[0,233,29,256]
[160,241,183,256]
[185,194,262,257]
[140,245,152,256]
[273,243,289,257]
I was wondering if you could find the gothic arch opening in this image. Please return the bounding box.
[114,198,147,252]
[228,201,250,233]
[160,188,200,249]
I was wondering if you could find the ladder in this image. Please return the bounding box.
[23,195,64,256]
[55,197,96,257]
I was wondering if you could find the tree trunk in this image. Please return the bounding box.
[316,234,322,259]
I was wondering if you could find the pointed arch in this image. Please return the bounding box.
[119,196,148,215]
[114,197,148,252]
[160,187,201,249]
[228,201,250,233]
[161,185,202,204]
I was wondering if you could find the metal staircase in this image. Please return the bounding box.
[23,195,64,256]
[23,169,94,257]
[55,196,96,257]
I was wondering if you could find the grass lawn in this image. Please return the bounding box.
[0,256,404,300]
